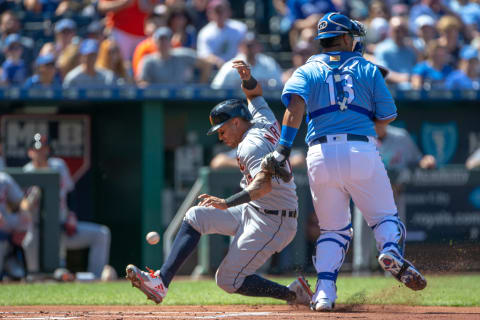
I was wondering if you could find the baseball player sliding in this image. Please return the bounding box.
[126,60,313,305]
[266,12,427,311]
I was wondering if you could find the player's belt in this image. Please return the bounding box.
[250,204,297,218]
[309,133,369,147]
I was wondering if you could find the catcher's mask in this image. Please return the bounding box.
[207,99,252,135]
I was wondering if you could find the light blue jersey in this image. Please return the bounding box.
[282,51,397,144]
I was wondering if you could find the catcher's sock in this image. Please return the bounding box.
[160,221,200,287]
[236,274,296,301]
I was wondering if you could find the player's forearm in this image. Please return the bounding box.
[272,94,305,162]
[245,171,272,200]
[241,78,263,103]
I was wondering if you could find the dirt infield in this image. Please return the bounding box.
[0,305,479,319]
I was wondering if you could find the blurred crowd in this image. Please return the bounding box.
[0,0,479,90]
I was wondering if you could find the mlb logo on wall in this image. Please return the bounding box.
[1,115,90,182]
[421,122,458,166]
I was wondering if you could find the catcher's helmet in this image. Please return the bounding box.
[207,99,252,135]
[315,12,365,40]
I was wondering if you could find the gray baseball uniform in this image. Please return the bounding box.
[0,172,26,274]
[23,158,110,278]
[184,96,298,293]
[377,125,423,170]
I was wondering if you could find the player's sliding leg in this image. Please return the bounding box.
[126,220,200,303]
[126,205,241,303]
[214,204,312,306]
[373,215,426,290]
[310,226,352,311]
[234,274,313,306]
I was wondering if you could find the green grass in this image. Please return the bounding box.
[0,274,478,306]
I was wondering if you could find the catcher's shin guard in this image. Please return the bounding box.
[372,215,406,257]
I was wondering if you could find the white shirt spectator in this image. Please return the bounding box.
[197,19,246,63]
[211,53,283,89]
[63,65,116,88]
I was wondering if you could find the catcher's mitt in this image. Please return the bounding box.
[261,152,292,183]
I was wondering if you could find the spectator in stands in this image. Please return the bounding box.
[409,0,456,33]
[98,0,155,61]
[23,0,62,14]
[411,40,453,90]
[445,45,480,90]
[0,11,34,71]
[0,173,34,280]
[137,27,198,85]
[374,16,417,89]
[366,17,389,51]
[449,0,480,32]
[367,0,390,21]
[63,39,116,87]
[96,38,133,84]
[436,15,464,63]
[281,0,337,48]
[85,21,106,42]
[376,124,436,171]
[186,0,209,31]
[24,53,61,88]
[1,34,28,86]
[167,4,196,49]
[211,32,283,89]
[54,18,78,56]
[56,43,80,79]
[197,0,246,69]
[412,15,438,56]
[282,41,314,84]
[23,133,111,280]
[132,14,167,77]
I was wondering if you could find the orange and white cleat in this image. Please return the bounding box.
[125,264,167,304]
[287,276,313,306]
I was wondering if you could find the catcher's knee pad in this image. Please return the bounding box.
[372,215,406,256]
[215,266,237,294]
[313,225,352,282]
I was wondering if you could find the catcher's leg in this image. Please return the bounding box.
[348,149,426,291]
[306,144,353,311]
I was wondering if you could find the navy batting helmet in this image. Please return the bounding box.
[315,12,366,40]
[207,99,252,135]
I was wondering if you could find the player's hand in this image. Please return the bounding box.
[419,155,436,169]
[198,194,228,210]
[232,60,251,80]
[261,152,293,183]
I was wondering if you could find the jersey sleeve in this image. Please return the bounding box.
[237,137,265,180]
[281,67,310,108]
[248,96,277,124]
[372,66,397,120]
[54,158,75,193]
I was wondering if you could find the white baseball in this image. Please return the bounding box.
[146,231,160,245]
